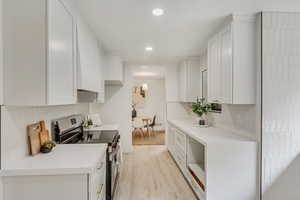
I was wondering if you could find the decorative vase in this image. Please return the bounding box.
[197,115,207,126]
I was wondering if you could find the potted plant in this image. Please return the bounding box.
[83,117,93,129]
[192,98,212,126]
[40,141,56,153]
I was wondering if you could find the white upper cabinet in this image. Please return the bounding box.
[208,36,221,103]
[96,44,106,103]
[77,19,103,96]
[178,59,201,102]
[3,0,76,106]
[105,55,124,86]
[208,14,256,104]
[47,0,76,105]
[0,0,3,105]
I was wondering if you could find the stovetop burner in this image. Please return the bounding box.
[80,130,119,144]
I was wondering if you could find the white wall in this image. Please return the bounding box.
[1,104,89,168]
[89,65,133,153]
[133,78,166,130]
[261,12,300,200]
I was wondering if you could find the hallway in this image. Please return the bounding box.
[115,146,197,200]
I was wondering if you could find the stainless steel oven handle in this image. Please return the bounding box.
[109,144,120,161]
[97,161,104,170]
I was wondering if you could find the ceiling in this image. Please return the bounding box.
[76,0,300,64]
[132,65,166,79]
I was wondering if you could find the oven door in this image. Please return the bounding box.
[107,143,121,200]
[111,144,121,199]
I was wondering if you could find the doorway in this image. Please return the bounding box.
[131,78,166,145]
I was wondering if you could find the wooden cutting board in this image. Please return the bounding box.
[39,120,49,145]
[28,122,42,156]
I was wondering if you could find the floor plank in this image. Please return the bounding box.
[132,131,165,145]
[115,146,197,200]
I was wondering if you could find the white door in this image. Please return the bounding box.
[47,0,76,105]
[220,24,233,104]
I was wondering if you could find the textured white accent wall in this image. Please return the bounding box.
[212,104,257,139]
[1,104,89,169]
[262,12,300,200]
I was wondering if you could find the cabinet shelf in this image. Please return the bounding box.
[188,163,206,183]
[188,163,206,192]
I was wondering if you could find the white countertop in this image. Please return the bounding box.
[1,144,107,177]
[168,119,255,145]
[84,124,119,132]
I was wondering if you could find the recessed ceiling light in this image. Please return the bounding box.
[152,8,164,16]
[145,46,153,51]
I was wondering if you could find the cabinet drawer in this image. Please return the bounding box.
[90,155,106,200]
[176,147,185,160]
[175,147,186,169]
[175,130,186,151]
[175,153,185,168]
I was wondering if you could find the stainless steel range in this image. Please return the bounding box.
[52,115,121,200]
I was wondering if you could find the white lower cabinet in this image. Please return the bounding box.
[167,126,206,200]
[167,122,257,200]
[2,156,106,200]
[90,160,106,200]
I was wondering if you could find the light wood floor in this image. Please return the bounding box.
[132,130,165,145]
[115,146,197,200]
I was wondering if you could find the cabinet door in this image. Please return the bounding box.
[186,60,201,102]
[208,35,221,103]
[77,20,102,93]
[90,161,106,200]
[179,62,187,102]
[96,44,105,103]
[167,126,176,156]
[220,24,233,104]
[47,0,76,105]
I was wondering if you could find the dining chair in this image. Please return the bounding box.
[132,118,145,137]
[146,115,156,135]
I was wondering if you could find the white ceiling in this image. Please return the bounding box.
[76,0,300,64]
[132,65,166,79]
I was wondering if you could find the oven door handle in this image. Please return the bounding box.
[108,145,120,161]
